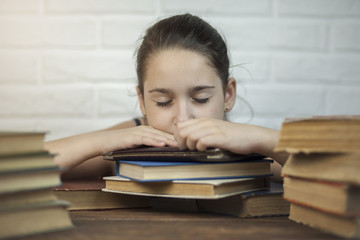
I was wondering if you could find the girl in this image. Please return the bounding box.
[45,14,288,180]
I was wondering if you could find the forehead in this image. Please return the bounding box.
[144,49,222,90]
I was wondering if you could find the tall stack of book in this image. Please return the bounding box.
[275,116,360,238]
[102,147,290,217]
[0,132,73,239]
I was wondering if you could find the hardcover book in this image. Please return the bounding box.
[197,182,290,217]
[103,176,269,199]
[54,179,150,210]
[0,200,73,239]
[274,115,360,154]
[289,203,360,239]
[115,159,273,182]
[0,131,46,155]
[104,146,265,162]
[284,176,360,216]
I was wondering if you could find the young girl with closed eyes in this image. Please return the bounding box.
[44,14,288,180]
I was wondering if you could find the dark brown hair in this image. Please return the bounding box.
[136,13,230,95]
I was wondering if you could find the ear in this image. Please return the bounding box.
[224,78,237,111]
[136,86,146,116]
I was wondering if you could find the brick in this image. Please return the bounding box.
[230,52,271,83]
[0,0,40,14]
[209,19,327,51]
[0,52,38,84]
[98,84,142,117]
[276,55,360,83]
[102,17,153,48]
[34,118,123,141]
[332,23,360,52]
[0,17,96,48]
[0,86,95,117]
[43,51,136,83]
[278,0,360,18]
[45,0,155,14]
[0,119,37,132]
[162,0,271,16]
[235,84,325,117]
[325,86,360,115]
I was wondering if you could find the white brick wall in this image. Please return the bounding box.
[0,0,359,141]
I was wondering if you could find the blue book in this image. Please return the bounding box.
[115,159,273,182]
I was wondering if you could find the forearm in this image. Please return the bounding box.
[254,127,289,166]
[44,131,105,171]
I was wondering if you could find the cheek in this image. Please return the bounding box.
[145,106,173,133]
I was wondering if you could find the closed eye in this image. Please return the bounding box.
[156,100,172,107]
[192,97,210,104]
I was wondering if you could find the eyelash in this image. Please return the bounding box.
[156,98,210,107]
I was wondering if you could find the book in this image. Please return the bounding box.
[104,146,265,162]
[53,179,150,210]
[274,115,360,154]
[0,188,57,210]
[0,167,62,194]
[0,200,73,239]
[103,176,269,199]
[284,176,360,216]
[281,152,360,185]
[0,152,55,172]
[115,159,273,181]
[289,203,360,239]
[0,131,45,155]
[197,182,290,217]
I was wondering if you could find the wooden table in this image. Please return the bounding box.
[20,208,342,240]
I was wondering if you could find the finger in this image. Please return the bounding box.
[136,127,178,147]
[185,127,213,150]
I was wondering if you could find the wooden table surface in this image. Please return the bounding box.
[19,208,342,240]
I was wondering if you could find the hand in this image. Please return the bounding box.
[174,118,275,155]
[98,126,178,154]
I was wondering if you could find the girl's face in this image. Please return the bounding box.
[137,49,236,134]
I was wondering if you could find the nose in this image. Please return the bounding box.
[173,99,194,125]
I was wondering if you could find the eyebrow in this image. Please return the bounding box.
[148,86,215,94]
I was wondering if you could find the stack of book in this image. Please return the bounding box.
[0,132,73,239]
[103,147,290,217]
[275,116,360,238]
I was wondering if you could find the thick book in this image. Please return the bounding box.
[282,152,360,185]
[0,167,62,194]
[284,176,360,216]
[104,146,265,162]
[0,200,73,239]
[0,131,45,155]
[0,151,55,172]
[197,182,290,217]
[53,179,150,210]
[274,115,360,154]
[115,159,273,182]
[289,203,360,239]
[103,176,269,199]
[0,188,57,210]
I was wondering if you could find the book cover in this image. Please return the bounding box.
[115,159,273,182]
[104,146,265,162]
